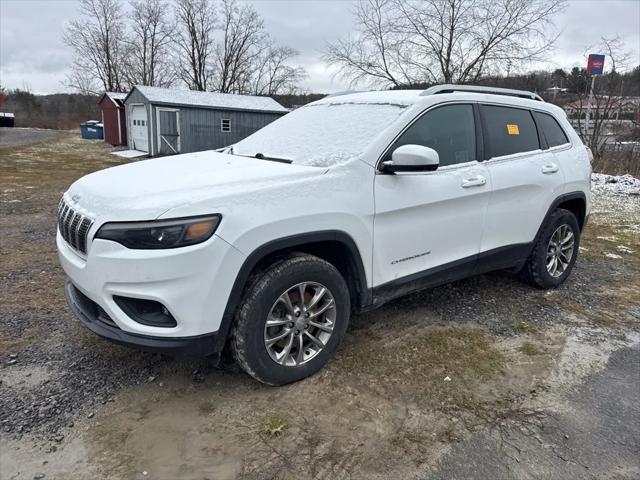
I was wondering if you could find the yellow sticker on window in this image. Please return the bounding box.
[507,124,520,135]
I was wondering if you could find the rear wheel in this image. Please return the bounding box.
[520,208,580,289]
[231,253,350,385]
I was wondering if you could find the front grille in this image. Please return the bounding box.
[58,198,94,254]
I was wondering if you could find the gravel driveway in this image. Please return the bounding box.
[1,132,639,480]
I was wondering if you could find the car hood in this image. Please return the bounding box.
[65,151,327,221]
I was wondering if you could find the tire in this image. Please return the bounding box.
[231,253,351,385]
[520,208,580,289]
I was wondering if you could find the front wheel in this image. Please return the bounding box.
[231,253,351,385]
[520,208,580,289]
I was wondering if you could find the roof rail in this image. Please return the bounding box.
[421,84,544,102]
[324,90,364,99]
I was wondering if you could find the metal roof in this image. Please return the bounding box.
[128,86,288,114]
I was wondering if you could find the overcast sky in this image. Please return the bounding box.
[1,0,639,94]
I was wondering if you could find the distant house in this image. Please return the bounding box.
[123,85,288,156]
[563,96,640,119]
[98,92,127,146]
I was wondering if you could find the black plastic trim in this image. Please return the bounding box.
[472,103,485,161]
[531,109,548,150]
[65,280,219,356]
[382,162,439,173]
[217,230,370,350]
[113,295,177,328]
[372,253,475,306]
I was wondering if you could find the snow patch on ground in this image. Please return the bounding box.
[591,173,640,196]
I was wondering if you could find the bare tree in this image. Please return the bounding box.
[324,0,566,87]
[251,45,307,96]
[64,0,127,92]
[210,0,266,93]
[174,0,216,91]
[124,0,176,87]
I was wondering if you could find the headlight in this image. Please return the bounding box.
[95,215,221,249]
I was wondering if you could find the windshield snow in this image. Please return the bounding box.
[232,102,408,167]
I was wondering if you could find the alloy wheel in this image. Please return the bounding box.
[546,224,575,278]
[263,282,336,366]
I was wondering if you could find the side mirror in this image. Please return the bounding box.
[381,145,439,173]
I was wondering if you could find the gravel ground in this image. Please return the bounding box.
[0,128,65,148]
[1,133,639,479]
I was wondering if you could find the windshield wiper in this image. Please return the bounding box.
[253,153,293,164]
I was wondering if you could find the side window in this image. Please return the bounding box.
[534,111,569,148]
[482,105,539,158]
[221,118,231,132]
[387,104,476,167]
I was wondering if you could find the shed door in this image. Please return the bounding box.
[158,109,180,155]
[130,105,149,152]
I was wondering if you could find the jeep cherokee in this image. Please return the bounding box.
[58,85,591,385]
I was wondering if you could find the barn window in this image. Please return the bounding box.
[221,118,231,132]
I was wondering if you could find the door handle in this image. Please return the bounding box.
[461,175,486,188]
[542,163,559,174]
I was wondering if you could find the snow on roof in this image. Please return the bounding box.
[0,112,15,118]
[132,85,288,113]
[106,92,127,100]
[314,90,424,107]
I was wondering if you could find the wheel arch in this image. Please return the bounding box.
[527,191,587,256]
[215,231,370,351]
[556,193,587,231]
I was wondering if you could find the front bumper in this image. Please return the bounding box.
[57,229,246,339]
[65,280,221,355]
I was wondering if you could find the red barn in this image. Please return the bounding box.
[98,92,127,146]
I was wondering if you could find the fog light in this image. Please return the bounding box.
[113,296,177,328]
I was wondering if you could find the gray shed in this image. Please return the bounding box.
[123,86,288,156]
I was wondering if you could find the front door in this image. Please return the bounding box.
[130,105,149,152]
[373,103,490,288]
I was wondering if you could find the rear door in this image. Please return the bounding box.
[130,105,149,152]
[373,103,491,287]
[480,104,565,259]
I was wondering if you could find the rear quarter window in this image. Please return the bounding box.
[482,105,539,158]
[534,111,569,148]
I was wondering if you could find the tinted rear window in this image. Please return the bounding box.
[482,105,539,158]
[534,111,569,148]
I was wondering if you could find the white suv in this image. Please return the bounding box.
[58,85,591,385]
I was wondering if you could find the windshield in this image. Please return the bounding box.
[232,102,408,167]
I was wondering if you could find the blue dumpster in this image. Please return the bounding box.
[80,120,104,140]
